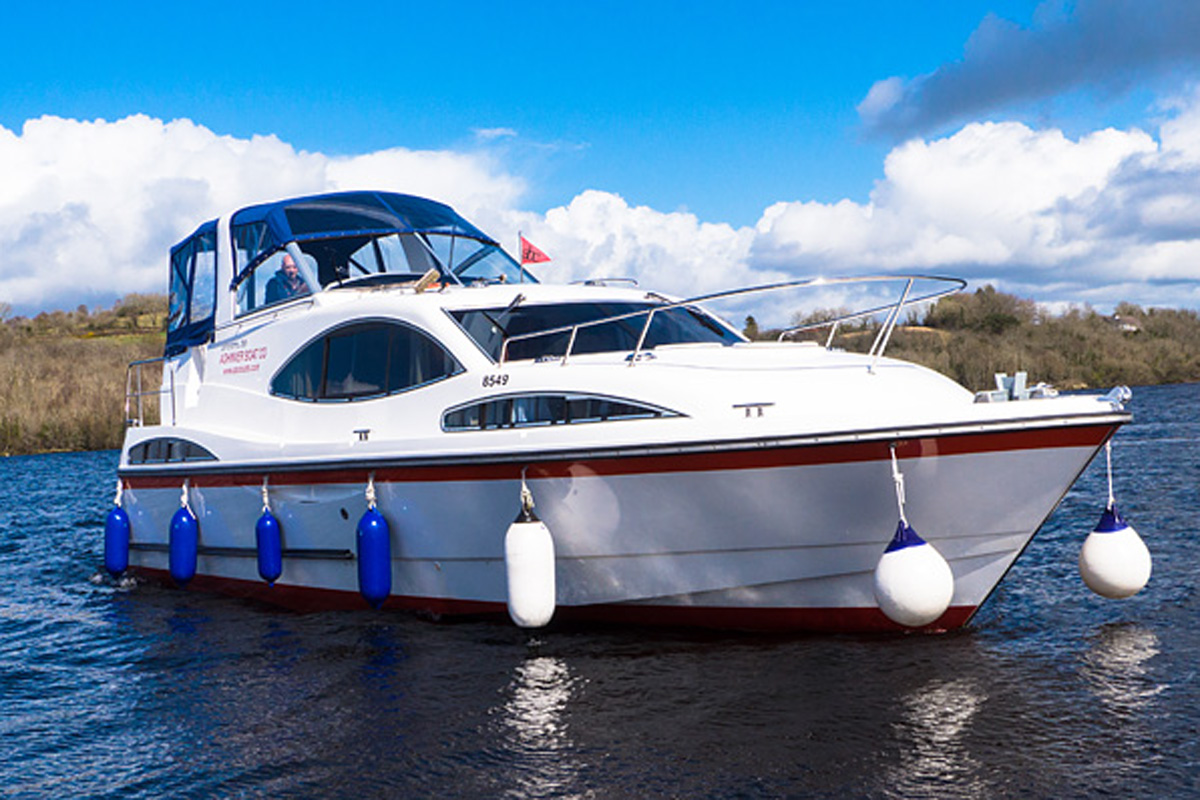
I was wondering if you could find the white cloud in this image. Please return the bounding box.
[754,121,1158,273]
[325,148,524,221]
[0,115,524,312]
[750,104,1200,311]
[504,87,1200,315]
[7,97,1200,320]
[516,190,760,293]
[473,127,518,141]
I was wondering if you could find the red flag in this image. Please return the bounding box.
[520,235,551,265]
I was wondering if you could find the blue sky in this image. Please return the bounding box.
[1,0,1051,223]
[3,0,1200,316]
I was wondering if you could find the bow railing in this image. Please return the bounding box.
[498,274,966,368]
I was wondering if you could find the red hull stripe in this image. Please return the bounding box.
[123,423,1117,489]
[134,567,977,633]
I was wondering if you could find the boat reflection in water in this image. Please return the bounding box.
[889,677,988,799]
[497,654,582,798]
[1080,623,1163,715]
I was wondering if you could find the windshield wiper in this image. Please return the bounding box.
[479,293,526,338]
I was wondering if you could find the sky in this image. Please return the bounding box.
[3,0,1200,321]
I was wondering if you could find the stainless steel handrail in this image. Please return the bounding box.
[124,356,174,427]
[497,274,966,367]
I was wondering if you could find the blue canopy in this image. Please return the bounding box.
[229,191,496,287]
[164,191,497,357]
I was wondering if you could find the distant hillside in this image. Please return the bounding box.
[746,284,1200,392]
[0,295,165,455]
[1,286,1196,456]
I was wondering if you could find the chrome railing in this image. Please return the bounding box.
[498,274,966,368]
[124,357,173,427]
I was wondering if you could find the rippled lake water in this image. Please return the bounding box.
[2,383,1198,798]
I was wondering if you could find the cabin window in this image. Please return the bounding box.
[271,321,462,402]
[191,244,216,323]
[232,221,274,276]
[235,250,317,316]
[167,228,217,333]
[128,437,217,464]
[451,301,742,362]
[168,256,188,333]
[165,225,219,355]
[442,393,678,431]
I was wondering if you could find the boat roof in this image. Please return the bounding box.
[165,191,503,357]
[230,190,494,249]
[169,190,493,263]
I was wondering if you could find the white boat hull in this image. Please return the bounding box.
[121,419,1116,632]
[114,191,1133,633]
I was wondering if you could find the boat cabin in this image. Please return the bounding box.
[162,191,743,367]
[164,191,536,357]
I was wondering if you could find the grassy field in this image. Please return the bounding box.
[1,286,1197,456]
[0,296,165,455]
[753,284,1200,392]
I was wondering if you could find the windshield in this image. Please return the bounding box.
[452,301,743,362]
[233,232,537,316]
[426,236,535,284]
[305,232,534,287]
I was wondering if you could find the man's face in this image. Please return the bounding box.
[282,258,298,278]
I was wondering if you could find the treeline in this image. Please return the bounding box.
[750,284,1200,391]
[1,286,1198,456]
[0,295,166,455]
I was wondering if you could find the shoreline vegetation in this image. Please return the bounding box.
[1,286,1198,457]
[0,295,164,457]
[749,284,1200,392]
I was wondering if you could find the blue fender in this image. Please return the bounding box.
[255,509,283,585]
[103,505,131,577]
[169,506,199,587]
[356,507,391,609]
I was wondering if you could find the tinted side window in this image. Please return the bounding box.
[326,325,390,398]
[128,438,217,464]
[451,302,740,362]
[272,338,325,400]
[271,322,462,401]
[443,393,677,431]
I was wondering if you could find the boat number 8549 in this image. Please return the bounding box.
[482,374,510,388]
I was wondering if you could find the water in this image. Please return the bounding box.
[2,383,1199,798]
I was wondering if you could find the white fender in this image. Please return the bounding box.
[1080,506,1151,599]
[505,513,556,628]
[873,521,954,628]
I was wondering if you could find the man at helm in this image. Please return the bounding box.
[265,253,310,304]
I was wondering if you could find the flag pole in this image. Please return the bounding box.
[518,229,524,284]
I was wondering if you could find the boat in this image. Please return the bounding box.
[106,190,1140,633]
